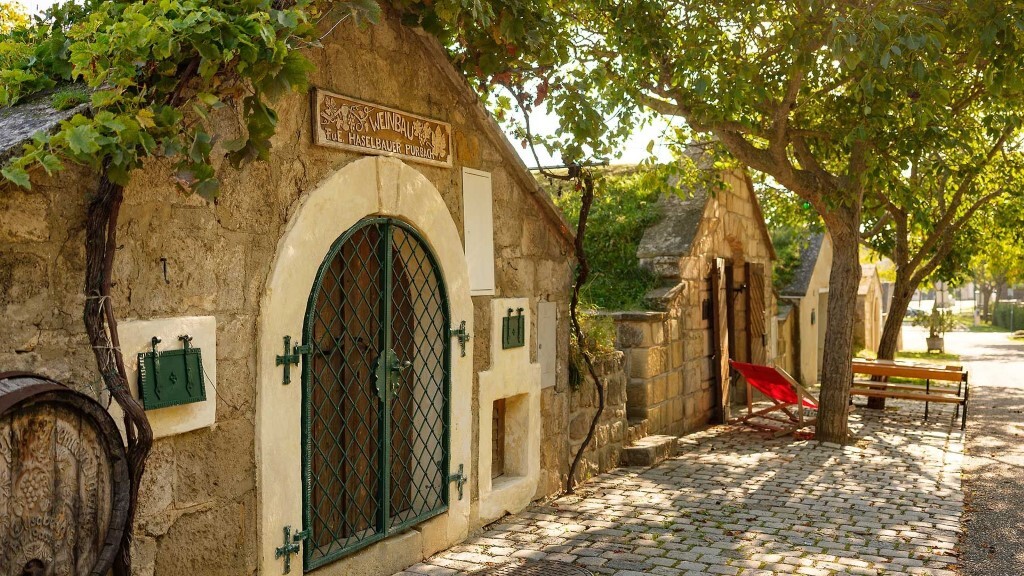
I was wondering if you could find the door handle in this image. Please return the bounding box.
[390,355,412,398]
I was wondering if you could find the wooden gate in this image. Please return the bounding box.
[0,372,130,576]
[710,259,731,422]
[746,262,767,365]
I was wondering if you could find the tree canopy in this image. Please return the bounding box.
[451,0,1024,442]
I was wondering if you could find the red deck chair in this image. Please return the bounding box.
[729,360,818,437]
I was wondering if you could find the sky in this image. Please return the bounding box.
[22,0,55,14]
[19,0,671,167]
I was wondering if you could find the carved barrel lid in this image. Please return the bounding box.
[0,372,130,576]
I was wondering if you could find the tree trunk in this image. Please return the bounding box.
[980,285,992,322]
[867,278,914,408]
[815,231,860,443]
[84,174,153,575]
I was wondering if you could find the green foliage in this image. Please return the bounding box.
[554,170,661,310]
[912,306,957,338]
[568,309,617,390]
[757,179,823,292]
[993,302,1024,332]
[0,0,382,196]
[771,227,811,293]
[969,199,1024,290]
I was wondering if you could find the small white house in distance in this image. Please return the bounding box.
[780,233,833,386]
[856,264,884,353]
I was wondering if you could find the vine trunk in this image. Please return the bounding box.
[84,172,153,575]
[566,175,604,494]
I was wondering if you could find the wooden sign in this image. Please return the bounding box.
[313,88,453,168]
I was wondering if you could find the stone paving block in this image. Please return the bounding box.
[393,399,964,576]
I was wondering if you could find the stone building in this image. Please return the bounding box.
[610,169,777,444]
[0,15,585,576]
[856,264,884,353]
[780,233,833,386]
[774,302,797,376]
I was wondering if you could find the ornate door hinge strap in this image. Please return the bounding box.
[450,320,470,357]
[448,463,468,501]
[276,335,310,385]
[275,525,309,574]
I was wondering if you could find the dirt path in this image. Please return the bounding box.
[908,328,1024,575]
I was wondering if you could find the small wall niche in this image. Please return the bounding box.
[492,398,506,479]
[477,298,541,525]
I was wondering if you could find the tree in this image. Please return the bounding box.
[861,122,1024,385]
[970,200,1024,320]
[445,1,1024,442]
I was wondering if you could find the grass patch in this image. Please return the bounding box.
[967,323,1011,333]
[857,349,961,363]
[896,350,961,362]
[50,86,90,110]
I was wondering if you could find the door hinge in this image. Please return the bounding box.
[450,320,470,357]
[276,335,310,385]
[448,463,467,501]
[275,525,309,574]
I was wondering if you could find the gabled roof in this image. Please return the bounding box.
[636,169,777,263]
[412,29,577,253]
[859,264,880,296]
[743,172,778,261]
[782,233,825,297]
[0,91,87,164]
[636,188,709,261]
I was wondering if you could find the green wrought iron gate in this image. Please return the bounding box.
[301,217,451,570]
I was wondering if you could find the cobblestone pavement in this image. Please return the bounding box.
[397,399,964,576]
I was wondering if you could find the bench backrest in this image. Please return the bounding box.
[852,359,966,382]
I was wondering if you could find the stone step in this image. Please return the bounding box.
[626,418,649,445]
[621,434,678,467]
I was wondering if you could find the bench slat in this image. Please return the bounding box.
[852,359,966,382]
[850,388,964,403]
[851,380,961,394]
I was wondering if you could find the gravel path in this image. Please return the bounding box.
[922,328,1024,576]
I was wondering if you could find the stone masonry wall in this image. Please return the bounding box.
[567,351,627,483]
[0,15,574,576]
[614,171,775,438]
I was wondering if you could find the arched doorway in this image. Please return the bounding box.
[301,218,450,569]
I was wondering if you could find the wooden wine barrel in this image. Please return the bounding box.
[0,372,130,576]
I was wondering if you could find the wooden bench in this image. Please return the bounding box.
[850,358,969,430]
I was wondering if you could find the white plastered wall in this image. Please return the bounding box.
[796,234,833,386]
[477,297,541,525]
[255,156,474,576]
